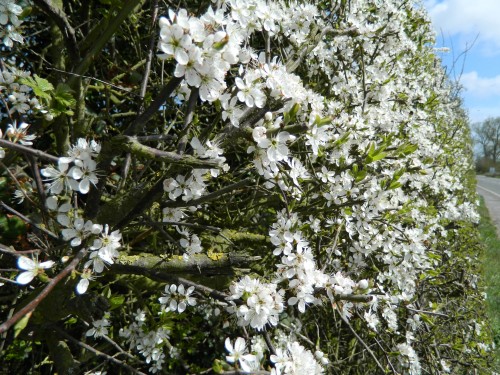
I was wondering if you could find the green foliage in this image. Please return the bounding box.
[478,196,500,370]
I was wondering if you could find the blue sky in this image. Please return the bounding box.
[424,0,500,123]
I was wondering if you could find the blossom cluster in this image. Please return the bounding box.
[0,66,46,118]
[119,309,171,373]
[228,275,284,330]
[158,284,197,313]
[0,0,23,47]
[2,0,492,373]
[270,341,325,375]
[34,138,121,293]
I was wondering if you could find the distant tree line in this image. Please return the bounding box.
[473,117,500,173]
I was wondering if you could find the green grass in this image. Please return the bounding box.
[478,197,500,366]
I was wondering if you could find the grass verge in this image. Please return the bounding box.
[478,196,500,366]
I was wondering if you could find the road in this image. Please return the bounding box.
[477,175,500,234]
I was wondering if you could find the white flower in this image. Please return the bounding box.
[235,77,265,108]
[86,315,111,338]
[61,217,101,247]
[0,1,22,26]
[16,256,55,285]
[229,276,284,330]
[158,22,191,64]
[76,268,94,294]
[84,251,106,273]
[159,284,197,313]
[6,121,36,145]
[225,337,259,372]
[179,231,202,260]
[59,138,101,164]
[68,158,99,194]
[174,45,203,86]
[271,341,324,375]
[41,161,77,195]
[90,224,122,263]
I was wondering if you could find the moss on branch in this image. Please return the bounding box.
[110,135,221,168]
[113,252,261,277]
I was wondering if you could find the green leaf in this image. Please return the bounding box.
[420,313,434,326]
[355,170,367,183]
[109,295,125,310]
[388,181,402,190]
[35,75,54,92]
[366,151,387,164]
[13,312,32,338]
[19,75,53,100]
[52,83,76,116]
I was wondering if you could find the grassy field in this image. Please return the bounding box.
[478,197,500,366]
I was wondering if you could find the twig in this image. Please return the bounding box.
[0,138,59,163]
[125,76,184,135]
[0,161,37,206]
[51,325,147,375]
[48,67,136,95]
[262,329,277,356]
[112,253,260,277]
[0,248,88,334]
[177,87,199,154]
[101,334,137,361]
[163,177,254,208]
[117,153,132,192]
[264,31,271,64]
[322,222,343,272]
[161,220,221,232]
[406,306,448,318]
[278,322,314,346]
[139,0,159,99]
[0,276,19,285]
[338,312,387,374]
[0,200,59,240]
[136,134,176,142]
[27,156,49,218]
[0,243,41,255]
[32,0,79,58]
[111,261,234,303]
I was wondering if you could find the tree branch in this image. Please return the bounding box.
[51,325,147,375]
[73,0,144,77]
[111,135,221,168]
[125,76,184,136]
[0,138,59,163]
[112,252,261,277]
[0,248,88,334]
[32,0,79,58]
[0,200,58,240]
[163,177,255,208]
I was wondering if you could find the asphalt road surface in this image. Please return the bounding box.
[477,175,500,235]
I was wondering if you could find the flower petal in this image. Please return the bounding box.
[18,256,35,271]
[76,278,89,294]
[16,270,35,284]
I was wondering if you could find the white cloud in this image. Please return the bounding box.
[425,0,500,52]
[461,71,500,97]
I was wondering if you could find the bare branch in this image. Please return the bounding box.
[0,138,59,163]
[112,252,261,277]
[32,0,79,58]
[125,76,184,135]
[51,325,147,375]
[0,248,88,334]
[0,200,58,240]
[111,135,221,168]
